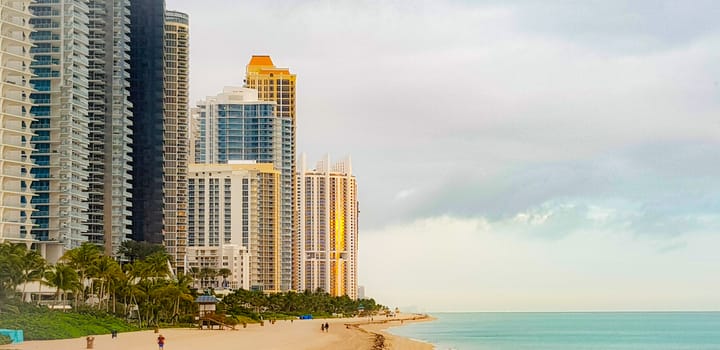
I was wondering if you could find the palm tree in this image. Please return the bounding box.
[61,243,101,304]
[169,273,195,323]
[0,243,27,299]
[93,256,122,311]
[44,264,81,307]
[145,252,171,278]
[19,248,46,302]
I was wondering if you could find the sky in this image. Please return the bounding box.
[168,0,720,311]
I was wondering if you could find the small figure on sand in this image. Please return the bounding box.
[111,330,117,339]
[321,323,325,332]
[157,334,166,349]
[324,322,329,332]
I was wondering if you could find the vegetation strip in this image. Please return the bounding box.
[0,242,385,340]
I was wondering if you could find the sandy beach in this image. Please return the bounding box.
[0,314,433,350]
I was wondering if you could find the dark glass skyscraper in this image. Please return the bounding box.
[129,0,166,244]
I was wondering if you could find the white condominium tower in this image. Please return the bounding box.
[297,155,358,299]
[0,0,36,247]
[28,0,133,259]
[28,0,92,259]
[187,162,281,292]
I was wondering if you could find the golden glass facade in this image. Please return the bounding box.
[297,155,358,299]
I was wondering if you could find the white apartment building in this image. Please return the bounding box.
[28,0,134,260]
[297,154,359,299]
[0,0,36,246]
[187,161,281,292]
[186,244,249,290]
[28,0,92,260]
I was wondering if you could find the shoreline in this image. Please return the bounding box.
[0,314,435,350]
[348,314,436,349]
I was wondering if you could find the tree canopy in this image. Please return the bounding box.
[118,241,167,262]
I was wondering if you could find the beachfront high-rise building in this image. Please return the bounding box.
[28,0,134,260]
[129,0,165,245]
[297,155,358,299]
[28,0,92,260]
[0,0,36,248]
[245,55,296,292]
[163,10,190,272]
[187,162,281,292]
[85,0,133,256]
[193,87,283,165]
[192,87,290,291]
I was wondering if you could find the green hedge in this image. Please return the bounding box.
[0,334,11,345]
[0,306,139,340]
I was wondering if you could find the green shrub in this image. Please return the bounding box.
[0,307,139,340]
[0,334,11,345]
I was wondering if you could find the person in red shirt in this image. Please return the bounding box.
[157,334,166,349]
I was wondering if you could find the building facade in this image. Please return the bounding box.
[244,56,296,292]
[187,162,281,292]
[163,10,189,272]
[28,0,92,260]
[27,0,134,260]
[0,0,36,248]
[129,0,165,245]
[85,0,133,256]
[193,87,280,165]
[192,86,290,290]
[297,155,358,299]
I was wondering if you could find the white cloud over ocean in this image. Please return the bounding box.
[360,212,720,312]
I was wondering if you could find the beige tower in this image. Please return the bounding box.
[297,155,358,299]
[245,56,296,291]
[0,0,36,246]
[187,162,281,292]
[163,10,190,272]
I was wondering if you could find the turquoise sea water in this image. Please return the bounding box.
[388,312,720,349]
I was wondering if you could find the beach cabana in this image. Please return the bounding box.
[195,295,236,330]
[195,295,219,317]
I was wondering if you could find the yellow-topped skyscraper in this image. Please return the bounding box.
[245,56,296,291]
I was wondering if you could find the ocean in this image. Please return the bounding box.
[387,312,720,349]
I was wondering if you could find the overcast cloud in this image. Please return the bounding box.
[169,0,720,310]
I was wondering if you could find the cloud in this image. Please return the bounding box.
[499,0,720,54]
[497,198,720,239]
[362,141,720,234]
[359,214,720,311]
[394,188,417,200]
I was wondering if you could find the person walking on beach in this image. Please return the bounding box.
[324,322,329,332]
[157,334,166,349]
